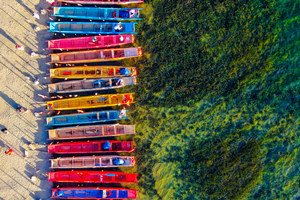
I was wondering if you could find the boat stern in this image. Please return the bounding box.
[127,189,138,199]
[48,144,58,153]
[51,54,60,63]
[48,129,57,140]
[131,157,136,166]
[47,172,55,181]
[48,84,57,93]
[46,117,53,126]
[137,47,143,57]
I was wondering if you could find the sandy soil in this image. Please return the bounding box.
[0,0,53,199]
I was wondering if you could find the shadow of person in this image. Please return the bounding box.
[0,91,18,109]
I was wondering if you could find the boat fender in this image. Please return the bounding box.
[119,36,124,42]
[113,12,118,18]
[55,190,63,197]
[108,69,114,76]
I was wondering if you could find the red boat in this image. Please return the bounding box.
[51,156,136,168]
[48,140,134,154]
[52,187,137,199]
[56,0,143,5]
[48,35,134,51]
[48,171,138,183]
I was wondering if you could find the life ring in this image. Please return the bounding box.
[106,190,111,197]
[108,69,114,76]
[55,190,63,197]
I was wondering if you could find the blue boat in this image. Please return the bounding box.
[52,187,137,199]
[46,110,128,126]
[53,7,142,21]
[49,22,137,34]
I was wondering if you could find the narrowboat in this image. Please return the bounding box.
[46,93,135,110]
[50,47,142,63]
[52,187,137,199]
[53,7,142,21]
[48,171,138,183]
[56,0,143,5]
[48,140,134,154]
[51,155,136,168]
[48,124,136,140]
[47,34,134,50]
[46,110,128,126]
[50,66,137,79]
[49,22,137,34]
[48,76,137,93]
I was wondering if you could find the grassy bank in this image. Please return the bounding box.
[119,0,299,199]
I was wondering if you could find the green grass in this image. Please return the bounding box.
[118,0,299,199]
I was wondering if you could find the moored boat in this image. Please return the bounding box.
[48,77,137,93]
[48,124,136,140]
[53,7,142,21]
[50,47,142,63]
[49,22,137,34]
[50,66,137,79]
[46,93,135,110]
[50,155,136,168]
[48,140,134,154]
[48,34,134,50]
[46,110,128,126]
[52,187,137,199]
[56,0,144,5]
[48,171,138,183]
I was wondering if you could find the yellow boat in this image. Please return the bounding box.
[50,66,137,79]
[47,93,135,110]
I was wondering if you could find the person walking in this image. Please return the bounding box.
[1,127,9,135]
[5,149,13,155]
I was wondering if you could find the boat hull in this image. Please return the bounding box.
[52,187,137,199]
[46,110,128,126]
[48,77,138,93]
[48,124,136,140]
[46,93,135,110]
[47,35,134,50]
[48,171,138,183]
[48,140,134,154]
[57,0,143,4]
[53,7,142,21]
[50,156,136,168]
[49,22,137,34]
[50,66,137,79]
[50,47,142,63]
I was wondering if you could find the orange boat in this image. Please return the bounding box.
[48,35,134,50]
[46,93,135,110]
[50,66,137,79]
[48,171,138,183]
[50,47,142,63]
